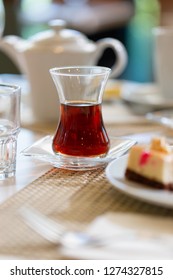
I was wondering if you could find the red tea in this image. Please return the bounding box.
[52,102,110,157]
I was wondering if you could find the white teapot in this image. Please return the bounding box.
[0,20,127,122]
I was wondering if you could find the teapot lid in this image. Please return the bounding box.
[29,19,89,48]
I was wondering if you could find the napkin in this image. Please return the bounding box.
[60,212,173,259]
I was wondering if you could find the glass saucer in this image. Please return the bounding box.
[20,135,136,171]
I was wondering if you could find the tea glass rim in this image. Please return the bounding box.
[49,66,111,77]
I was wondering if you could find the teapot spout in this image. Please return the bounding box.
[0,35,28,73]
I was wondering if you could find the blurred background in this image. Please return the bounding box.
[1,0,172,82]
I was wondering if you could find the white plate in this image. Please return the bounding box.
[106,155,173,209]
[121,83,173,114]
[21,135,136,171]
[146,109,173,129]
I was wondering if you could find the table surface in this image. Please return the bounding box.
[1,76,173,260]
[0,96,149,205]
[0,72,149,205]
[0,129,51,204]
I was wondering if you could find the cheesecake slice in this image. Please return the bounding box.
[125,137,173,190]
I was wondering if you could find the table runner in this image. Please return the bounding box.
[1,123,173,259]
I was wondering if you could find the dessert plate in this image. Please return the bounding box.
[106,155,173,209]
[146,109,173,129]
[21,135,136,171]
[121,83,173,114]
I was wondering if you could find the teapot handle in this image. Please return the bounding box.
[94,38,128,78]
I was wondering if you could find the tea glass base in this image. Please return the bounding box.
[21,135,136,171]
[51,153,109,171]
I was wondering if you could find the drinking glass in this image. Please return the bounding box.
[50,66,110,159]
[153,27,173,100]
[0,84,21,179]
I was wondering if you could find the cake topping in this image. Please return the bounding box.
[150,137,171,154]
[139,151,150,165]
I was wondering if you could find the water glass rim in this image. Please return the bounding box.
[0,83,21,94]
[49,66,111,76]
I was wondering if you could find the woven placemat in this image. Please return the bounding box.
[1,123,173,259]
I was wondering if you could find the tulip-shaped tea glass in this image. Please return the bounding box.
[50,66,111,168]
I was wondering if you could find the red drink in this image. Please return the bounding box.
[53,102,110,157]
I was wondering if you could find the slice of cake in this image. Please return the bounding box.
[125,137,173,190]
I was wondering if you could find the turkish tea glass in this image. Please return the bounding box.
[50,66,111,159]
